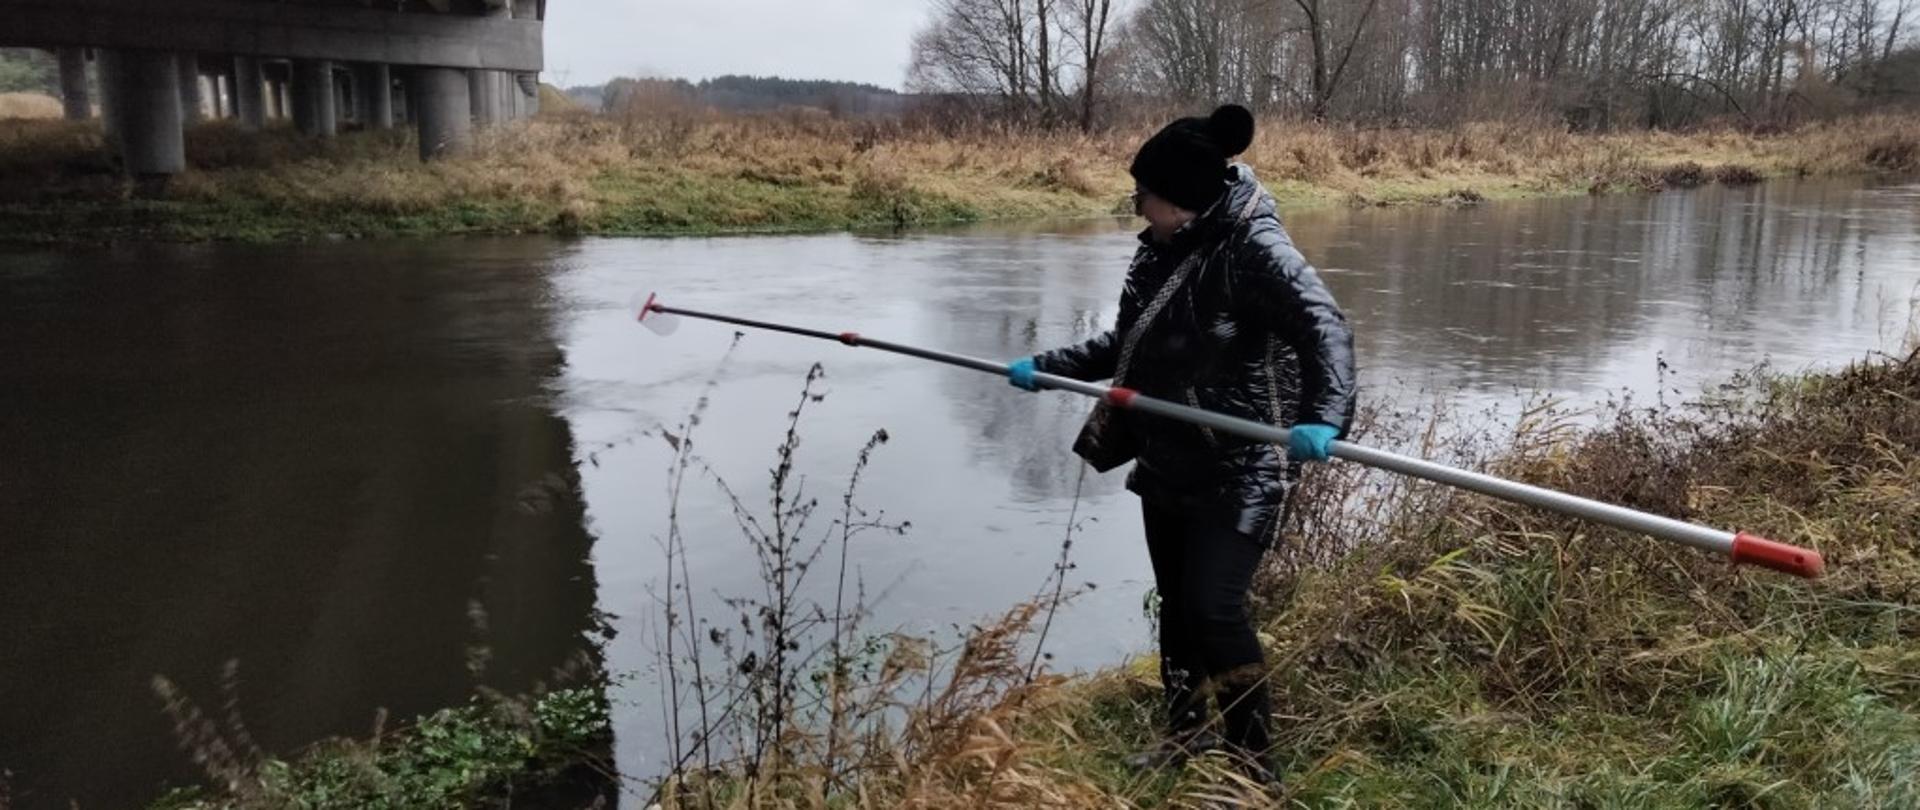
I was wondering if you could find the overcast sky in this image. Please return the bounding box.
[543,0,932,90]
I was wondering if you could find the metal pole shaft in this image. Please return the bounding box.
[655,304,848,343]
[1112,386,1735,553]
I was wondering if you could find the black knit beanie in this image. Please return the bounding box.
[1129,104,1257,212]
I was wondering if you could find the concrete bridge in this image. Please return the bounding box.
[0,0,546,180]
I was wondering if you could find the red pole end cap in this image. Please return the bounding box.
[1731,532,1825,579]
[637,292,658,322]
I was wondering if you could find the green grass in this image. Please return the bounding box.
[1021,613,1919,808]
[148,687,613,810]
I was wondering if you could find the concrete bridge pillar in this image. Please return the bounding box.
[467,0,511,128]
[355,64,394,129]
[469,69,501,128]
[515,73,540,118]
[275,73,292,121]
[100,49,185,187]
[97,50,120,138]
[290,58,336,137]
[513,0,540,120]
[216,73,234,118]
[178,56,204,124]
[333,69,349,126]
[382,65,401,128]
[56,47,92,120]
[233,56,266,130]
[412,67,471,160]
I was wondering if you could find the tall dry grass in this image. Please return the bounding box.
[0,92,60,120]
[4,110,1917,242]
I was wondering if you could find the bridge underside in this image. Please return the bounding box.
[0,0,547,179]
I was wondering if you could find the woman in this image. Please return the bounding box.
[1007,104,1357,781]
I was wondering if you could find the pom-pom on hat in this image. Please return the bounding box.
[1129,104,1256,212]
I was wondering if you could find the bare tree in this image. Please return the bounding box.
[1036,0,1059,123]
[1130,0,1266,103]
[1825,0,1918,96]
[1289,0,1380,119]
[1886,0,1915,60]
[1062,0,1122,130]
[980,0,1918,127]
[909,0,1078,122]
[908,0,1029,108]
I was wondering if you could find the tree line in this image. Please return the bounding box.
[588,75,908,119]
[908,0,1920,130]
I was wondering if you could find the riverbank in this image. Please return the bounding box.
[661,349,1920,809]
[1010,348,1920,807]
[153,347,1920,808]
[3,113,1917,244]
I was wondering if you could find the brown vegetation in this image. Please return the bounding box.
[0,92,61,120]
[0,110,1916,243]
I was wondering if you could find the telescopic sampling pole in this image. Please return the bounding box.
[635,294,1824,579]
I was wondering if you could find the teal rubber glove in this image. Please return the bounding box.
[1008,357,1040,391]
[1287,423,1339,462]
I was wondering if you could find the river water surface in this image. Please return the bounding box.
[3,178,1917,807]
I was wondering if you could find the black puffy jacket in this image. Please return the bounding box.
[1036,165,1357,540]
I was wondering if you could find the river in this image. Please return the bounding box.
[2,177,1916,807]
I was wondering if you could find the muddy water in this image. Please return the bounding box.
[2,178,1916,806]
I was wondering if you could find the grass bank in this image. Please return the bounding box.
[3,112,1917,244]
[747,348,1919,809]
[1017,348,1920,807]
[152,348,1920,808]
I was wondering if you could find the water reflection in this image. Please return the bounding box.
[908,231,1136,502]
[0,240,602,808]
[1287,181,1920,402]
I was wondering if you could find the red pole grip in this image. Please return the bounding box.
[1730,532,1825,579]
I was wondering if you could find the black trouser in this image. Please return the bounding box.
[1142,498,1272,765]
